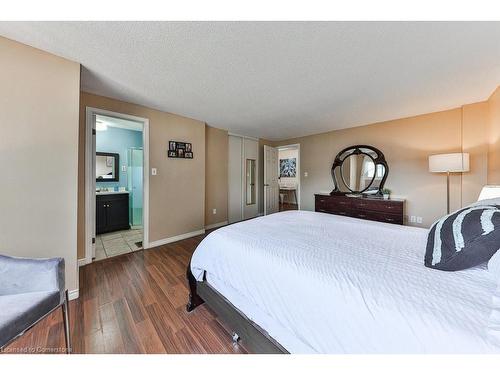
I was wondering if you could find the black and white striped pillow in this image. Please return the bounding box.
[425,204,500,271]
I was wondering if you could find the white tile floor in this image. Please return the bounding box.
[95,228,143,260]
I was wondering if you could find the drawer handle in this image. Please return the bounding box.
[339,202,348,205]
[386,218,395,222]
[358,214,366,218]
[339,211,346,215]
[319,209,326,212]
[320,200,325,203]
[358,203,367,207]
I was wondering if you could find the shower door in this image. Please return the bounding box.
[127,148,143,228]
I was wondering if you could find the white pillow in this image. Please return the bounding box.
[471,197,500,208]
[488,249,500,281]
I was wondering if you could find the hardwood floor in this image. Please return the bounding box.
[279,202,298,212]
[4,233,247,354]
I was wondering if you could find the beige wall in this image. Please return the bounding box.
[78,92,205,258]
[462,102,489,205]
[274,105,491,228]
[488,86,500,184]
[205,125,228,227]
[0,37,80,292]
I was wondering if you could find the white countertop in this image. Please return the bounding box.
[96,191,129,195]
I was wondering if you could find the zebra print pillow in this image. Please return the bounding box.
[425,203,500,271]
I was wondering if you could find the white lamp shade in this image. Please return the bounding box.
[478,185,500,201]
[428,153,470,173]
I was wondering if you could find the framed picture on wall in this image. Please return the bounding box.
[280,158,297,177]
[168,141,194,159]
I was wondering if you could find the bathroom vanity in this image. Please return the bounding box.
[96,192,130,234]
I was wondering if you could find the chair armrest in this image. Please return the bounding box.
[0,255,65,303]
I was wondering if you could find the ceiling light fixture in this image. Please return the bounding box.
[96,121,108,131]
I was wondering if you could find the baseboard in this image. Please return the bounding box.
[147,229,205,249]
[68,289,79,301]
[205,221,228,230]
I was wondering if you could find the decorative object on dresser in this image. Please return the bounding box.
[331,145,388,196]
[315,194,405,225]
[96,192,130,234]
[168,140,193,159]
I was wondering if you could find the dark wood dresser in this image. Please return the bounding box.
[314,194,405,225]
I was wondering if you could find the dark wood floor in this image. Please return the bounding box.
[5,233,247,354]
[279,202,298,212]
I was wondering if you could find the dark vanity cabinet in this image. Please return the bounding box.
[96,193,130,234]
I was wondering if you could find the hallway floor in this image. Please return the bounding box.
[95,228,143,260]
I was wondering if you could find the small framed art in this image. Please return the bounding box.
[168,141,193,159]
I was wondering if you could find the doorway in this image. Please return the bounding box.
[264,144,300,215]
[84,108,150,265]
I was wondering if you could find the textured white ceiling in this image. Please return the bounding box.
[1,22,499,140]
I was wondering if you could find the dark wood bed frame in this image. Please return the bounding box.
[186,262,288,354]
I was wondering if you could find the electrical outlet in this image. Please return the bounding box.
[410,215,416,223]
[212,208,217,215]
[416,216,423,224]
[151,168,157,176]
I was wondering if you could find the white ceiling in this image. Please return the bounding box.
[1,22,499,140]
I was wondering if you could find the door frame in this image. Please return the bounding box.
[276,143,301,210]
[84,107,150,266]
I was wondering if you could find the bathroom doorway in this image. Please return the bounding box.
[84,108,149,264]
[277,144,300,212]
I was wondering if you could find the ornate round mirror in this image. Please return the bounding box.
[331,145,388,195]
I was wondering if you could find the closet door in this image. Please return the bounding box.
[243,138,259,220]
[228,135,243,223]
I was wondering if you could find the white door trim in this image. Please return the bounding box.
[84,107,150,265]
[276,143,301,210]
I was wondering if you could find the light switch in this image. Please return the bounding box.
[121,165,127,172]
[304,172,308,177]
[151,168,157,176]
[416,216,423,224]
[212,208,217,215]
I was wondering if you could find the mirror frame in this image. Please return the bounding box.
[96,152,120,182]
[330,145,388,196]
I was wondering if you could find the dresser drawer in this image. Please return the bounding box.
[352,199,402,214]
[315,195,352,212]
[314,193,405,225]
[354,210,403,225]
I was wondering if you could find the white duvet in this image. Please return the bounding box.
[190,210,500,353]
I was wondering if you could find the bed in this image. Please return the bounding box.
[187,210,500,354]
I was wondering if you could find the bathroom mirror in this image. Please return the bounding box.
[331,145,388,195]
[96,152,119,182]
[246,159,256,205]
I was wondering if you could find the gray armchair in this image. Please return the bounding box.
[0,255,71,353]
